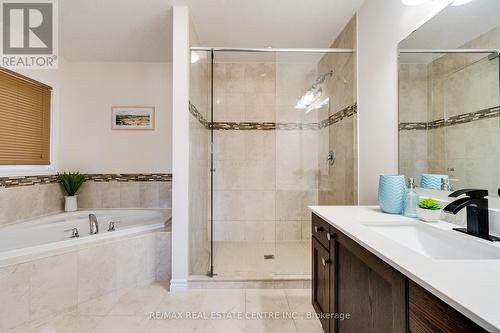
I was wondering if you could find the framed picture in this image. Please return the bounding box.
[111,106,155,130]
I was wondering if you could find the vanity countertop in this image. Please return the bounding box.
[309,205,500,332]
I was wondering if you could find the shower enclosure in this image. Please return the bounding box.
[189,48,357,279]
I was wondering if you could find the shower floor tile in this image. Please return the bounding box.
[213,240,311,278]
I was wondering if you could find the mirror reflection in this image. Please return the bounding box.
[398,0,500,196]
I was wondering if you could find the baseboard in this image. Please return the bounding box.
[169,278,188,291]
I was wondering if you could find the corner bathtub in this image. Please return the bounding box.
[0,209,170,261]
[0,209,172,331]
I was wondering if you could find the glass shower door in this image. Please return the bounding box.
[208,49,356,278]
[210,51,278,277]
[273,51,356,276]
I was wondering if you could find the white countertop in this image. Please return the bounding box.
[309,205,500,332]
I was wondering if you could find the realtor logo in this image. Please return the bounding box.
[1,0,58,68]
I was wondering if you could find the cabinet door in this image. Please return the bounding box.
[312,237,331,333]
[336,233,407,333]
[409,281,487,333]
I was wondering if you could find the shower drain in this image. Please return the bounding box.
[264,254,275,260]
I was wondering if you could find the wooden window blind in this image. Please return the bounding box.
[0,68,52,165]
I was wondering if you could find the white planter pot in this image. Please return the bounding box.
[64,195,78,212]
[416,207,441,222]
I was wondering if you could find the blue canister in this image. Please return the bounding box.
[378,175,406,214]
[420,174,449,190]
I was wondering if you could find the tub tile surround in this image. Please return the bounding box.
[0,230,172,332]
[0,174,172,226]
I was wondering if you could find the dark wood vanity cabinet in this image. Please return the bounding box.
[311,213,487,333]
[312,237,331,332]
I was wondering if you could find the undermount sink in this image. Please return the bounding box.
[363,222,500,260]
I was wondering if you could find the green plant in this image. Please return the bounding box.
[418,198,441,210]
[57,172,85,196]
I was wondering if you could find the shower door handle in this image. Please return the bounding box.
[327,151,336,166]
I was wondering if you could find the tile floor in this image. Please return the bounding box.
[16,283,323,333]
[214,240,311,277]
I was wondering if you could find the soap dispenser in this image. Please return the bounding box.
[404,177,419,218]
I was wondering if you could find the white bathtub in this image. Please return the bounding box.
[0,209,170,261]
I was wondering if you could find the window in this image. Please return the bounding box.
[0,68,52,165]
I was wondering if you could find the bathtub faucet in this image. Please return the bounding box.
[89,214,99,235]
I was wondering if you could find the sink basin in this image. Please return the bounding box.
[364,222,500,260]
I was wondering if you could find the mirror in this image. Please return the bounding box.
[398,0,500,197]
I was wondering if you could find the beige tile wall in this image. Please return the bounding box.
[0,181,172,226]
[0,183,65,225]
[0,231,171,332]
[78,181,172,209]
[212,58,321,243]
[318,15,357,205]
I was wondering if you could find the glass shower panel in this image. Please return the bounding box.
[211,51,278,277]
[188,50,211,275]
[274,51,356,275]
[274,52,321,276]
[209,50,356,278]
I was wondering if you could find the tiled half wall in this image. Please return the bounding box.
[0,173,172,226]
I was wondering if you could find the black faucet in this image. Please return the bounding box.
[443,189,500,241]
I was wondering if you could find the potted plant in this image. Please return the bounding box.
[416,198,442,222]
[57,172,86,212]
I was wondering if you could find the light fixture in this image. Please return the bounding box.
[295,70,333,112]
[401,0,429,5]
[296,88,322,110]
[450,0,474,6]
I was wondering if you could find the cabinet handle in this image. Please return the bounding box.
[321,258,331,266]
[314,226,324,233]
[327,232,337,241]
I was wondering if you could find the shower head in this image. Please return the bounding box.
[311,70,333,90]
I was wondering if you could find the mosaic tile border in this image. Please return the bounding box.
[189,102,210,128]
[399,106,499,131]
[189,101,357,131]
[0,173,172,188]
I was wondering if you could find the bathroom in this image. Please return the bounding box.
[0,0,499,332]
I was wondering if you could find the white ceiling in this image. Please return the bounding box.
[186,0,363,49]
[59,0,363,62]
[60,0,174,62]
[400,0,500,49]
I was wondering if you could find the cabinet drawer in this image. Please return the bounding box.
[312,214,332,249]
[409,281,486,333]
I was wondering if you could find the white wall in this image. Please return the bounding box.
[16,60,172,174]
[170,5,191,290]
[356,0,452,204]
[59,61,172,173]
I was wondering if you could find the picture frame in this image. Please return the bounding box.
[111,106,155,130]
